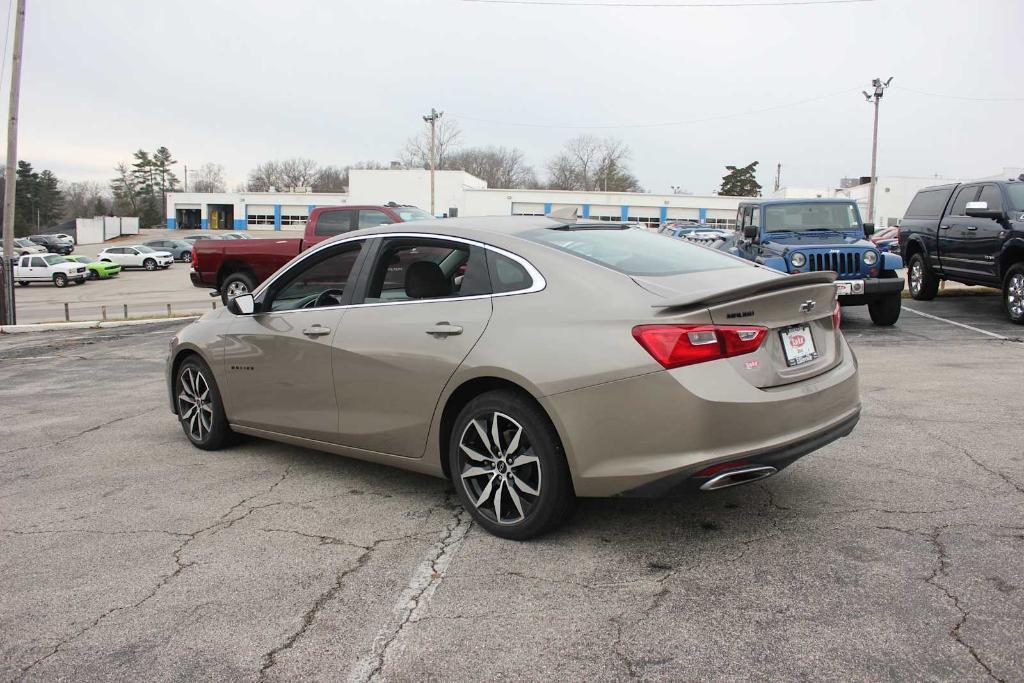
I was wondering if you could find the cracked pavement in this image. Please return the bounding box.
[2,295,1023,681]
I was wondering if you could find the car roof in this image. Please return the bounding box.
[740,198,857,206]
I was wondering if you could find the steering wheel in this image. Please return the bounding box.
[307,288,345,309]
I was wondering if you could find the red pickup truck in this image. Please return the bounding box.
[190,204,433,303]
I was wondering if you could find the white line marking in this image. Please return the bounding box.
[902,306,1010,341]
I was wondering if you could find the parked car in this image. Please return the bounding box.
[899,179,1024,323]
[143,238,195,262]
[869,226,900,254]
[168,216,860,539]
[53,232,76,246]
[730,199,904,326]
[63,254,121,279]
[13,237,47,257]
[27,234,74,255]
[14,253,88,287]
[190,204,433,304]
[181,234,222,244]
[218,233,252,240]
[97,245,174,270]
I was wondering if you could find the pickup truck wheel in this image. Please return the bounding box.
[143,258,157,271]
[1004,264,1024,324]
[907,253,938,301]
[52,273,68,288]
[221,272,256,305]
[868,293,901,326]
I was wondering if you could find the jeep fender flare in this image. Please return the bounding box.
[755,255,788,273]
[881,252,903,272]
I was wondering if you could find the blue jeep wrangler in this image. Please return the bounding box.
[730,199,904,326]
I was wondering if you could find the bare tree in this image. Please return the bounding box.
[314,160,389,192]
[545,136,641,192]
[191,163,226,193]
[278,158,320,190]
[61,180,111,219]
[447,146,537,188]
[246,161,282,191]
[399,118,462,170]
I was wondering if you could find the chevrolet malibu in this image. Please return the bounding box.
[167,217,860,539]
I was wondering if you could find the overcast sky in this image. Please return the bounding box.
[6,0,1022,194]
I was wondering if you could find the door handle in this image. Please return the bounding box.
[426,322,463,337]
[966,226,978,231]
[302,325,331,337]
[939,225,950,230]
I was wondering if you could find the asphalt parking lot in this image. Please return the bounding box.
[1,295,1022,681]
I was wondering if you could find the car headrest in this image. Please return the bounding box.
[405,261,450,299]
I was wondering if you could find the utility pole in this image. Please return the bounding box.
[1,0,27,326]
[422,108,442,216]
[773,163,782,193]
[863,77,893,223]
[183,164,188,192]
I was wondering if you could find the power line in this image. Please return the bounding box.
[453,86,860,130]
[895,85,1024,103]
[463,0,874,7]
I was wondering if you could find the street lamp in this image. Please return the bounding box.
[863,77,893,223]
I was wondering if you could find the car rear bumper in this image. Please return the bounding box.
[541,340,860,497]
[190,271,214,288]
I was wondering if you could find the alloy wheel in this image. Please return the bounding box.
[458,411,542,525]
[178,367,214,441]
[225,281,249,299]
[909,260,923,295]
[1008,274,1024,320]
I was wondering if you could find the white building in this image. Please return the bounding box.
[166,169,746,232]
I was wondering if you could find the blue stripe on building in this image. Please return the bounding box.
[274,204,282,231]
[200,218,209,229]
[659,206,667,224]
[699,208,707,224]
[233,218,246,230]
[543,202,552,215]
[582,203,590,218]
[167,217,176,229]
[620,205,629,221]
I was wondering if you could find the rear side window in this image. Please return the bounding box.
[487,251,533,293]
[905,188,954,218]
[358,210,392,229]
[524,226,745,276]
[314,210,354,237]
[949,186,980,217]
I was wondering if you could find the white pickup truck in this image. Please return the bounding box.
[15,253,88,287]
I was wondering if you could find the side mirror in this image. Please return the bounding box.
[965,201,1003,220]
[228,293,255,315]
[863,222,875,237]
[743,225,758,240]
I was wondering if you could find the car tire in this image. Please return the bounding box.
[448,390,575,540]
[907,253,938,301]
[221,272,256,305]
[75,278,85,285]
[1003,263,1024,325]
[182,252,192,263]
[52,273,67,288]
[17,281,28,286]
[144,258,157,271]
[868,293,901,326]
[175,355,233,450]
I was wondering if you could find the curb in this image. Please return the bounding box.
[1,315,199,335]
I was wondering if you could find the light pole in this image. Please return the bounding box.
[422,108,442,216]
[863,77,893,224]
[1,0,27,326]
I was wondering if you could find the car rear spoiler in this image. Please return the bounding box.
[650,271,837,310]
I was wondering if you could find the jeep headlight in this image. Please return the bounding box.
[863,250,878,266]
[791,252,806,268]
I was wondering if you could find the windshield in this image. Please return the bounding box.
[135,245,155,253]
[1006,184,1024,211]
[395,207,433,222]
[524,226,745,276]
[15,238,33,247]
[763,203,861,233]
[42,254,65,265]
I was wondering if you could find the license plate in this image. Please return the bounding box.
[780,325,818,367]
[835,281,853,296]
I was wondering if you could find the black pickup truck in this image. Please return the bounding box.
[899,178,1024,323]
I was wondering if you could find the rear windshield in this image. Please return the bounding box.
[523,226,745,276]
[1006,184,1024,211]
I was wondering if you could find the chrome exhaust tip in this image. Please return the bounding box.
[698,465,778,492]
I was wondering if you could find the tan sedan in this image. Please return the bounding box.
[167,217,860,539]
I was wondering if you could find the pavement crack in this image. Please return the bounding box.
[0,407,163,456]
[928,431,1024,497]
[349,504,472,682]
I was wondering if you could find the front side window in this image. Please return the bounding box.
[358,210,393,229]
[393,207,434,222]
[978,185,1003,212]
[314,210,354,236]
[524,226,745,277]
[267,242,364,312]
[363,238,488,303]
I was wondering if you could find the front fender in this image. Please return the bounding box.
[755,255,788,273]
[881,252,903,271]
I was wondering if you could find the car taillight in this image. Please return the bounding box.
[632,324,768,369]
[832,302,841,329]
[191,247,198,269]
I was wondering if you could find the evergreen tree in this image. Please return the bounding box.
[719,162,762,197]
[37,170,64,227]
[14,161,39,234]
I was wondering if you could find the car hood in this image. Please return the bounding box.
[763,234,871,249]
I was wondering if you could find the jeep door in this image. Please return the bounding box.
[222,239,368,441]
[938,184,983,280]
[331,235,493,458]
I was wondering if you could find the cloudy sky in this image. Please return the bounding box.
[6,0,1022,194]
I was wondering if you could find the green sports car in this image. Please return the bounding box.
[64,255,121,279]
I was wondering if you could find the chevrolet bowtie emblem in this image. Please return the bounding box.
[800,299,816,313]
